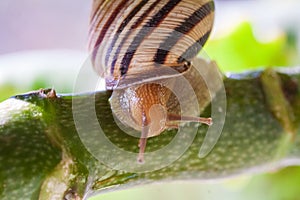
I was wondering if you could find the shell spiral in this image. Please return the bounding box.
[89,0,215,89]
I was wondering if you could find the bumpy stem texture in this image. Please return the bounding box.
[0,67,300,199]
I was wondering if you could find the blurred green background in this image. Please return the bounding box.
[0,0,300,199]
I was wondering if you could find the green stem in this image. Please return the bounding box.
[0,67,300,199]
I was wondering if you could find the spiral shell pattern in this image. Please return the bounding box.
[89,0,214,89]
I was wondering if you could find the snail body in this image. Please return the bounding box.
[89,0,215,163]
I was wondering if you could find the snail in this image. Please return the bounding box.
[89,0,215,163]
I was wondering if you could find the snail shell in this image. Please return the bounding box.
[89,0,215,89]
[89,0,215,163]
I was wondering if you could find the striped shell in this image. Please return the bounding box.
[89,0,214,89]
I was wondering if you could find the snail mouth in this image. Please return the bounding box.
[147,104,168,137]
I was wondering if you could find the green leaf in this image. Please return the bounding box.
[204,22,289,72]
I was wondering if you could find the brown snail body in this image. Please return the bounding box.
[89,0,215,163]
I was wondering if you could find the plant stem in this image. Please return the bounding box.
[0,67,300,199]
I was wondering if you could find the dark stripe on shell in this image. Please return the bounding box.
[154,1,214,65]
[110,0,162,75]
[91,0,128,62]
[177,30,211,63]
[119,0,182,76]
[90,0,105,24]
[105,0,149,68]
